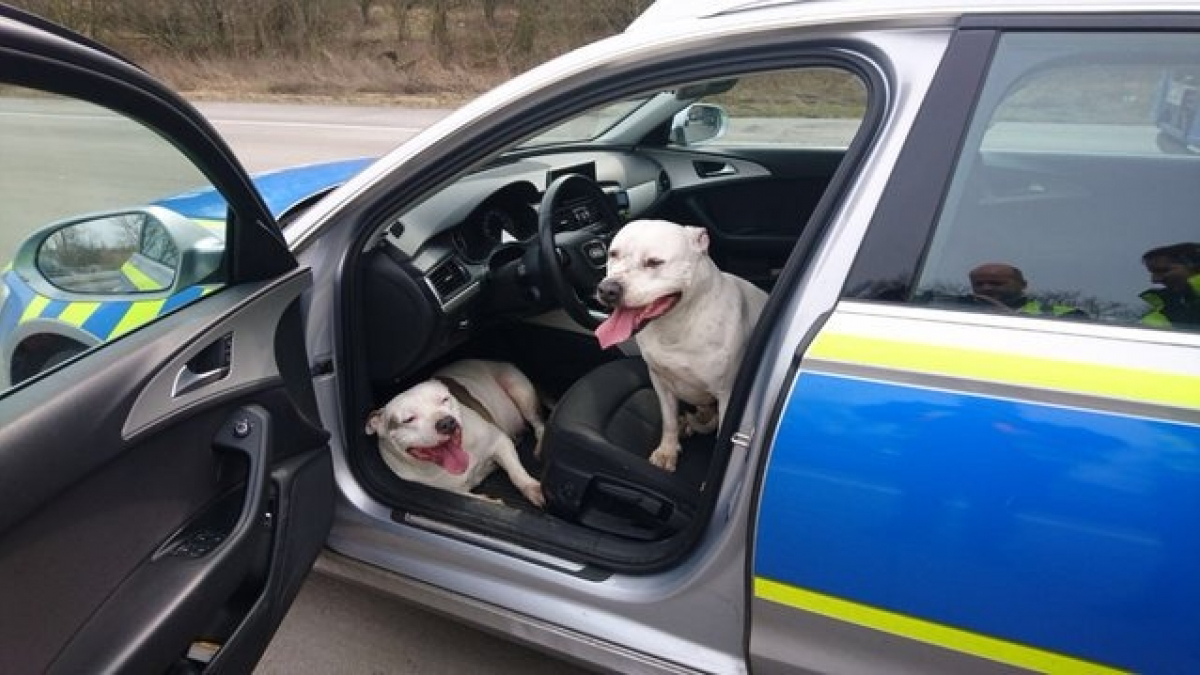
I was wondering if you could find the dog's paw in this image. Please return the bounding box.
[648,446,679,472]
[520,480,547,508]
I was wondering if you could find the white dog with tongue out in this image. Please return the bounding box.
[365,359,546,507]
[595,219,767,472]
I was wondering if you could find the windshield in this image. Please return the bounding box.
[516,96,652,148]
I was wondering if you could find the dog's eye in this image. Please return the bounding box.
[608,249,620,260]
[645,257,664,269]
[441,395,451,404]
[400,415,416,425]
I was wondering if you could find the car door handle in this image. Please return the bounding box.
[173,333,233,397]
[694,160,737,177]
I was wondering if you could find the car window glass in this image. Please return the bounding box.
[671,68,867,149]
[0,86,227,391]
[517,97,651,147]
[913,32,1200,331]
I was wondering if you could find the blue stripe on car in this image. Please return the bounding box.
[81,300,132,339]
[41,299,69,319]
[4,270,36,308]
[153,158,372,220]
[0,272,30,337]
[162,285,204,313]
[755,371,1200,674]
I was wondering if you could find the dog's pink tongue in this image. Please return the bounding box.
[596,307,640,349]
[411,433,470,475]
[596,296,680,349]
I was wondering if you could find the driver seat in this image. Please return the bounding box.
[540,358,714,541]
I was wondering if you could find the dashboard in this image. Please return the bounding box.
[358,149,665,382]
[453,198,539,263]
[357,145,768,383]
[371,150,664,308]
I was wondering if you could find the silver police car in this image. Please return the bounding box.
[2,1,1198,673]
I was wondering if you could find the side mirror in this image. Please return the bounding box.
[26,206,221,296]
[669,103,729,146]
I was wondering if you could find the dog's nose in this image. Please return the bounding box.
[596,279,622,307]
[435,415,458,435]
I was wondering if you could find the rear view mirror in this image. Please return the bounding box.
[669,103,729,146]
[37,210,177,293]
[30,206,220,295]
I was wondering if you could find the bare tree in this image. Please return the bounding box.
[593,0,652,33]
[511,0,538,62]
[430,0,453,64]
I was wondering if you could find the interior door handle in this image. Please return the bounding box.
[173,333,233,397]
[694,160,737,178]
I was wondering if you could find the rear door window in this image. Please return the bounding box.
[912,32,1200,330]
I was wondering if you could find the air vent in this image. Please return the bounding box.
[427,257,471,304]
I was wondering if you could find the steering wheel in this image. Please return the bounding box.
[537,174,622,328]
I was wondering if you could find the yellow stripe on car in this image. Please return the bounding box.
[755,578,1128,674]
[808,331,1200,411]
[194,219,225,233]
[57,301,101,327]
[20,295,49,324]
[120,260,161,291]
[111,299,167,338]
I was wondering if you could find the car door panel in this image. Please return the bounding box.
[651,148,845,289]
[753,304,1200,673]
[0,269,332,674]
[749,24,1200,674]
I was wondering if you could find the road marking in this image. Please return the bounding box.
[208,118,425,133]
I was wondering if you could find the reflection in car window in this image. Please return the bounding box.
[140,219,180,267]
[0,86,226,390]
[914,32,1200,330]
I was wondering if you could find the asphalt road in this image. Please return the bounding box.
[195,101,452,173]
[255,568,592,675]
[0,99,450,266]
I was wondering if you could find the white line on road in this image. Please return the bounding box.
[207,118,424,133]
[0,110,422,133]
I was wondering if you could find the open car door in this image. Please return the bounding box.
[0,7,333,672]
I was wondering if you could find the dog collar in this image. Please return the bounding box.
[434,376,495,427]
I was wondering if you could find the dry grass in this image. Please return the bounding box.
[142,53,492,106]
[9,0,872,114]
[8,1,645,106]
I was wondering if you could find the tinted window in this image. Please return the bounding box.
[912,33,1200,329]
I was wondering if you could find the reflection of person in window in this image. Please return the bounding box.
[1140,242,1200,328]
[964,263,1086,317]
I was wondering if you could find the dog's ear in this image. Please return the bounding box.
[686,226,710,254]
[365,409,384,436]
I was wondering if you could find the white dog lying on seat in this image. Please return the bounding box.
[595,219,767,472]
[365,359,546,507]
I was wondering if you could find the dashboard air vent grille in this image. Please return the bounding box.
[428,257,471,303]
